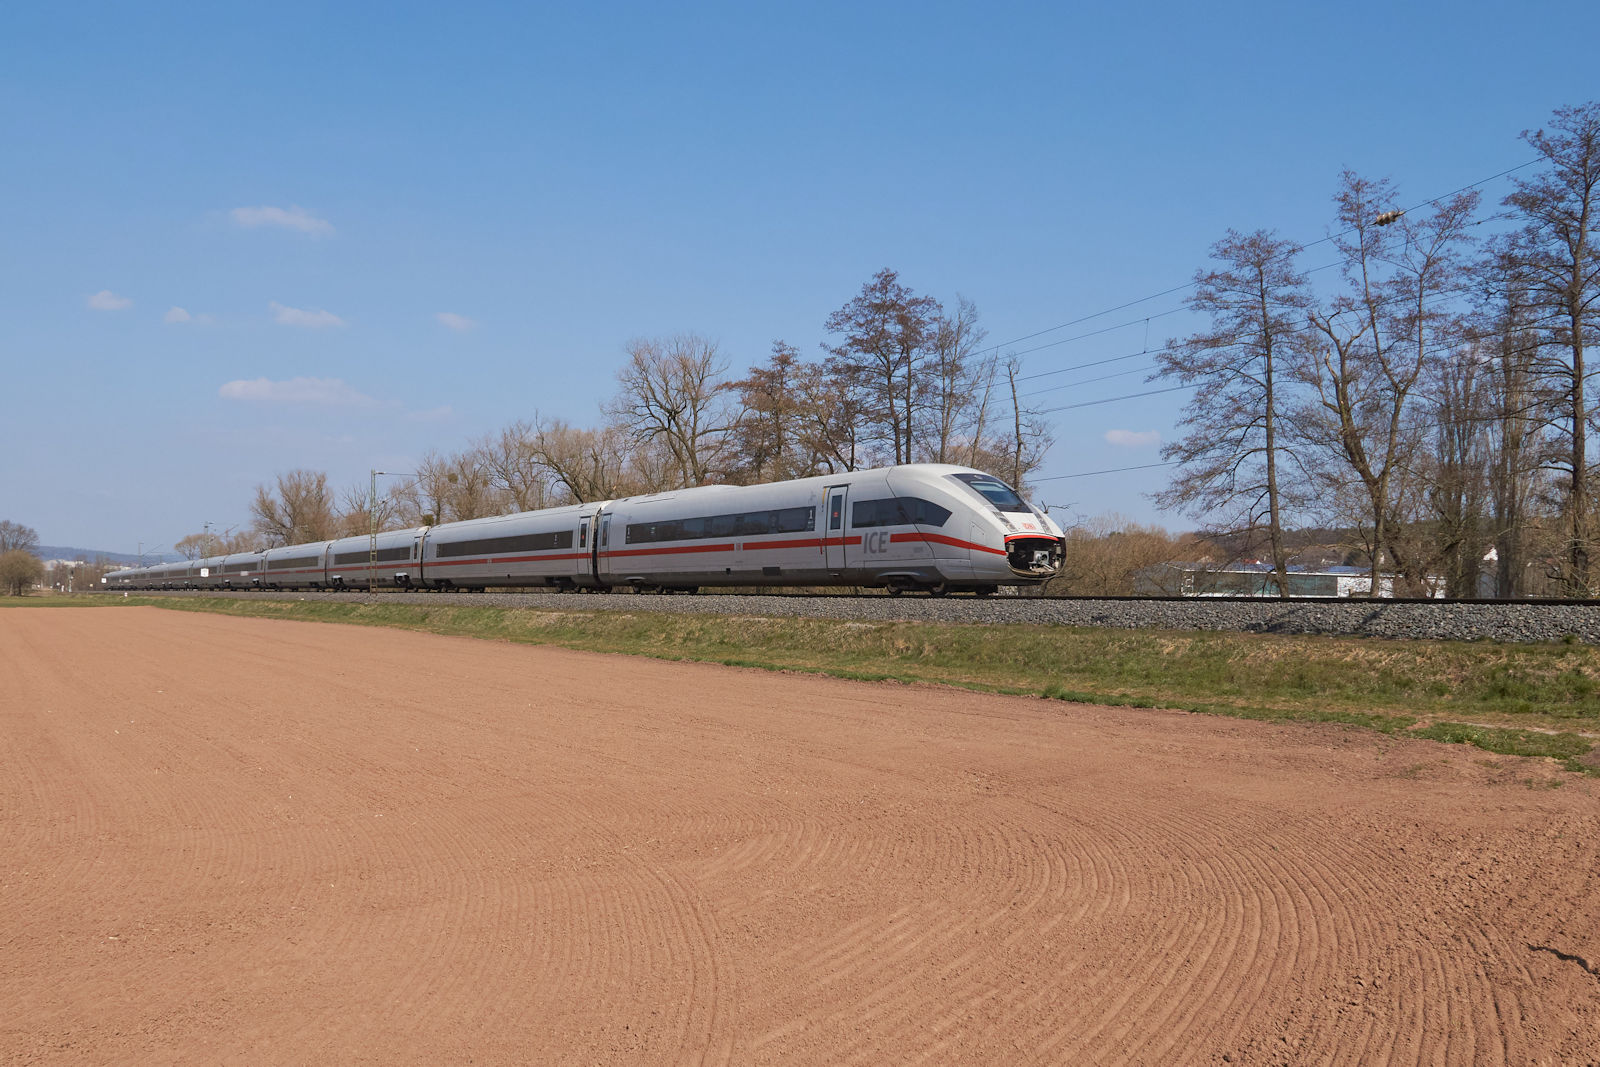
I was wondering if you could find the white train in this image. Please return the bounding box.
[105,463,1065,596]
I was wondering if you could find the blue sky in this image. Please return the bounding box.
[4,1,1597,551]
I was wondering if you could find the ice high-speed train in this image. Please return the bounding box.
[105,463,1066,596]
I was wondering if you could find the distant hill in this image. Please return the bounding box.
[35,545,181,565]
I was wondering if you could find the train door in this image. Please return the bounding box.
[577,515,591,580]
[824,485,849,573]
[598,513,612,583]
[409,529,425,586]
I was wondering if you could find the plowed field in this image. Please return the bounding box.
[3,607,1597,1064]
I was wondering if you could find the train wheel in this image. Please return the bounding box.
[926,581,949,597]
[975,585,998,597]
[887,586,904,597]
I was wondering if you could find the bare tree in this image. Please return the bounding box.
[800,365,870,473]
[1503,101,1600,593]
[1425,344,1493,596]
[174,533,210,560]
[962,354,1004,470]
[0,520,39,554]
[606,334,735,487]
[824,269,943,465]
[250,470,338,546]
[1473,242,1549,596]
[395,451,452,527]
[729,341,835,482]
[1390,187,1483,589]
[1155,229,1309,597]
[336,480,408,537]
[1297,173,1478,593]
[219,530,260,553]
[392,449,502,527]
[972,354,1052,491]
[922,296,988,463]
[482,422,558,512]
[523,417,636,502]
[443,448,502,519]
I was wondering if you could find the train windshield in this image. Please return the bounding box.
[951,473,1031,513]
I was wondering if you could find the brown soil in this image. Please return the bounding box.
[3,607,1597,1065]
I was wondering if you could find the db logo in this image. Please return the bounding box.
[862,530,894,554]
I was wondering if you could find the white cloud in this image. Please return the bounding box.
[270,301,346,328]
[1105,429,1161,448]
[218,377,376,406]
[231,204,334,237]
[435,311,477,332]
[87,289,132,311]
[164,306,192,323]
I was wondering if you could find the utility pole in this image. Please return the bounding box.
[369,470,410,597]
[370,470,382,596]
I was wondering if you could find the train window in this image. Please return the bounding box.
[434,531,575,558]
[775,506,814,533]
[951,473,1031,513]
[733,514,769,537]
[333,547,412,565]
[852,499,894,527]
[579,520,588,548]
[829,495,843,531]
[852,498,952,528]
[625,506,816,544]
[905,498,951,526]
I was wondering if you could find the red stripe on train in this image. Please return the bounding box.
[890,531,1009,556]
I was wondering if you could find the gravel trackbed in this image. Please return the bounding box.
[123,587,1600,643]
[4,607,1597,1064]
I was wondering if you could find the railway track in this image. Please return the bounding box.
[104,588,1600,643]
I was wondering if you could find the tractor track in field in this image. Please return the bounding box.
[4,606,1598,1063]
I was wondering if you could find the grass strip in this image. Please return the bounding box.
[1410,722,1597,773]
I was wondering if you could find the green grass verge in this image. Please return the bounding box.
[32,594,1600,773]
[1410,722,1596,773]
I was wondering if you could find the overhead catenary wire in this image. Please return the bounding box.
[1035,383,1192,415]
[1012,260,1339,381]
[1031,460,1182,483]
[1005,258,1553,421]
[1020,361,1162,399]
[982,157,1545,484]
[976,156,1542,366]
